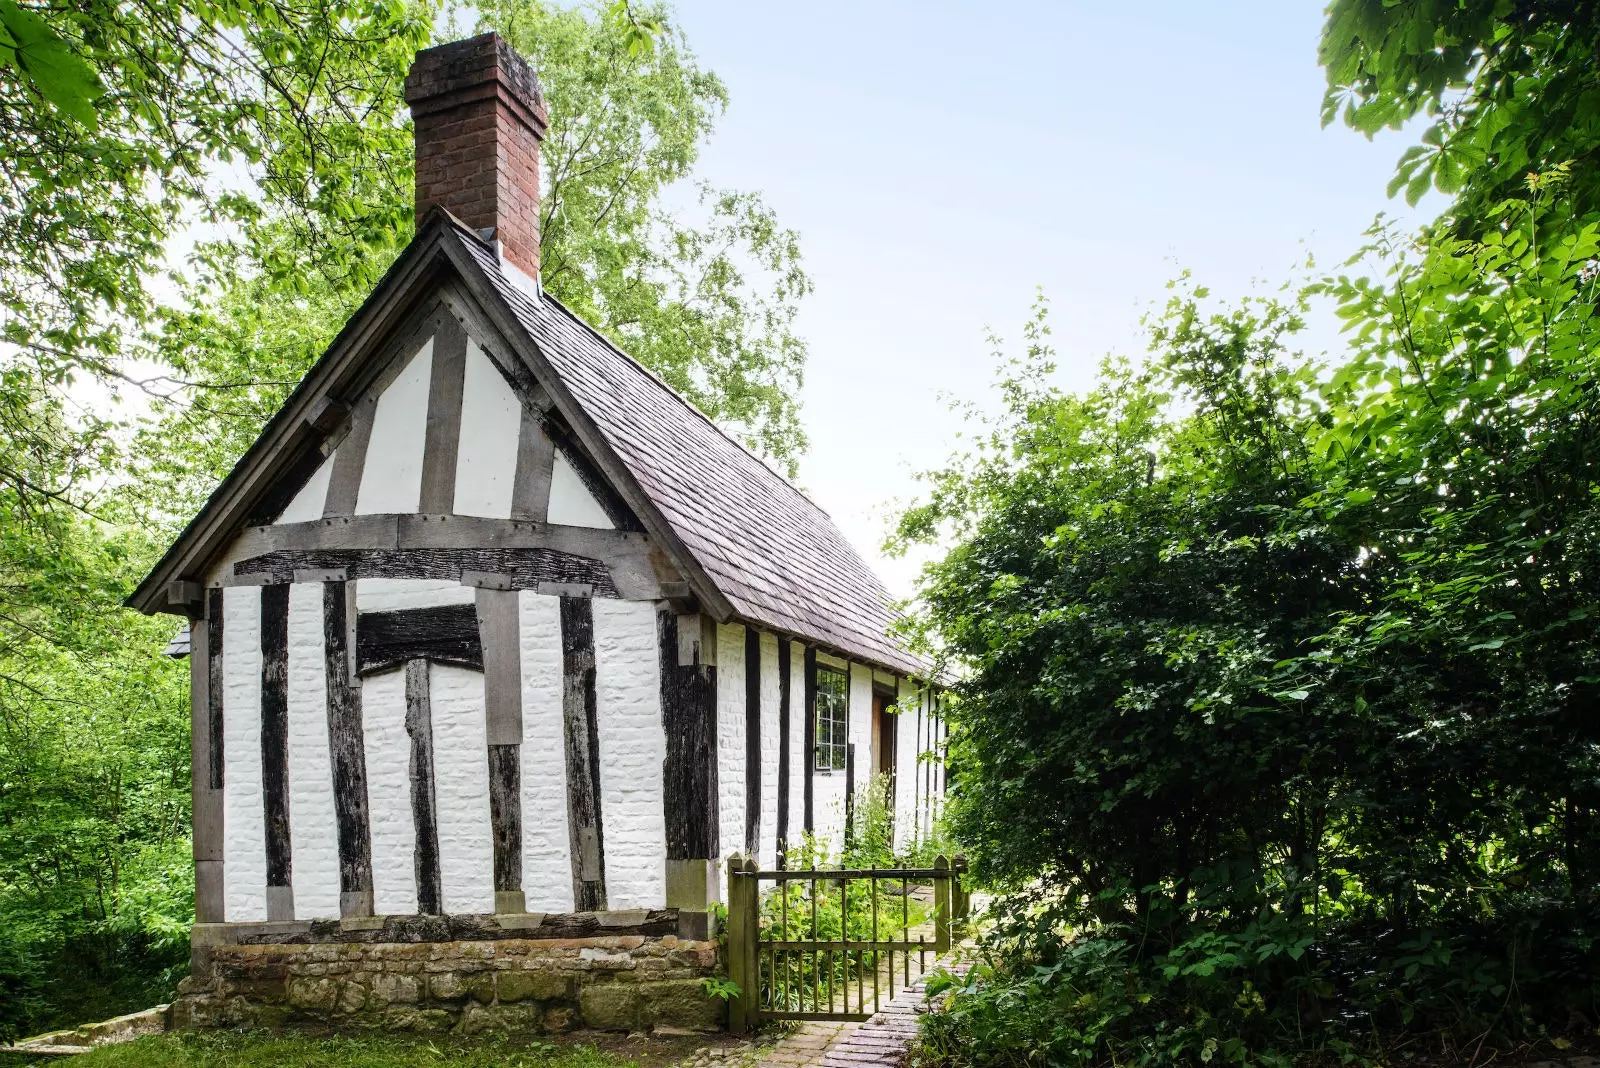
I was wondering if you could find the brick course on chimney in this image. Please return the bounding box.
[405,33,548,284]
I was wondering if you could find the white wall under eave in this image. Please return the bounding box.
[850,660,874,798]
[429,663,495,915]
[222,585,267,922]
[547,450,615,529]
[592,599,666,910]
[355,336,432,516]
[361,666,418,916]
[286,583,340,919]
[453,341,522,519]
[786,642,808,861]
[355,578,477,614]
[715,623,746,899]
[758,632,781,872]
[276,451,334,524]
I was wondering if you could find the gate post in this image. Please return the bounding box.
[726,854,759,1033]
[933,854,952,953]
[953,853,971,934]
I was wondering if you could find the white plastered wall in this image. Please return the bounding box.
[356,578,476,613]
[453,341,522,519]
[355,336,432,515]
[286,583,341,919]
[276,452,334,524]
[786,642,808,859]
[428,663,495,915]
[518,592,573,912]
[758,633,781,871]
[715,623,746,899]
[548,451,615,529]
[849,663,874,848]
[221,585,267,922]
[592,600,666,910]
[361,667,419,916]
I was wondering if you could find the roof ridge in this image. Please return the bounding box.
[445,219,838,526]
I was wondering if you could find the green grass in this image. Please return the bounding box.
[2,1032,662,1068]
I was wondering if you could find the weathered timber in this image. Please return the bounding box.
[804,645,817,834]
[477,588,522,744]
[217,907,682,945]
[745,626,761,855]
[510,406,553,522]
[190,615,223,922]
[487,743,522,893]
[844,741,856,844]
[259,585,293,899]
[658,612,718,862]
[560,596,606,911]
[234,546,619,598]
[776,637,791,868]
[322,400,374,518]
[404,659,443,915]
[419,313,468,513]
[324,581,374,904]
[216,515,666,598]
[357,603,483,675]
[247,439,330,526]
[206,588,224,790]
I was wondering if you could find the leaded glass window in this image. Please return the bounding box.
[814,667,849,771]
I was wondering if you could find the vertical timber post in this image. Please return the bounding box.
[933,854,953,953]
[726,853,759,1034]
[953,853,971,934]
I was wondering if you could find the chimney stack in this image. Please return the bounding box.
[404,33,548,286]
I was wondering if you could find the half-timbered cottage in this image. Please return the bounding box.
[130,32,945,1033]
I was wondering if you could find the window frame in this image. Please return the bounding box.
[813,665,849,772]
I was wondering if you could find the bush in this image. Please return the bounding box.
[897,178,1600,1061]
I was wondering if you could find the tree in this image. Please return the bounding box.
[141,0,811,526]
[905,6,1600,1064]
[1321,0,1600,223]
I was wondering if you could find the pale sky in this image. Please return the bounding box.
[663,0,1439,596]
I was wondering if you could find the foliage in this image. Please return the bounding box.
[0,515,189,1039]
[898,178,1600,1060]
[141,0,811,528]
[44,1031,648,1067]
[1321,0,1600,223]
[0,0,810,1036]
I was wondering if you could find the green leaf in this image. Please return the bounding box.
[0,2,101,127]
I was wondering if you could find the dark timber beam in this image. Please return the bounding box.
[803,645,817,834]
[259,585,294,922]
[510,407,554,522]
[404,659,444,915]
[660,610,718,933]
[478,587,525,913]
[324,581,375,916]
[191,611,223,922]
[559,596,606,912]
[419,314,468,514]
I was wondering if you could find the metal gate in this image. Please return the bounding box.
[723,854,968,1033]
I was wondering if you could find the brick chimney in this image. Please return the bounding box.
[404,33,548,286]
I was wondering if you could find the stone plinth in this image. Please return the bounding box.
[171,911,722,1035]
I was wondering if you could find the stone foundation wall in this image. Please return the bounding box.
[174,926,721,1036]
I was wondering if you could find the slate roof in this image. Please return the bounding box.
[451,224,925,677]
